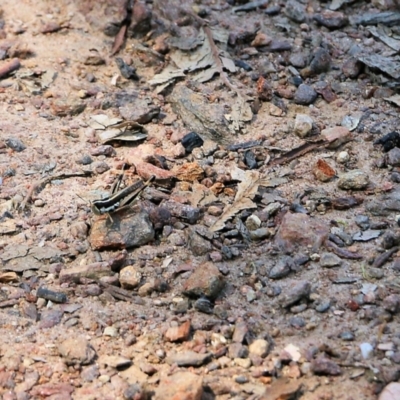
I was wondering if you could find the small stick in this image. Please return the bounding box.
[19,171,92,210]
[0,58,21,79]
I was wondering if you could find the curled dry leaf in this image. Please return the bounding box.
[210,169,272,232]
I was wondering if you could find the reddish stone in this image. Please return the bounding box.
[165,320,191,342]
[154,371,203,400]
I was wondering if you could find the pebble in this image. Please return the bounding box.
[311,357,342,375]
[246,214,261,230]
[386,147,400,167]
[340,331,355,341]
[379,382,400,400]
[337,151,350,163]
[294,84,317,105]
[103,326,118,337]
[183,261,225,300]
[154,372,203,400]
[5,137,26,152]
[315,300,331,313]
[166,351,211,367]
[313,10,348,29]
[249,228,270,240]
[119,265,142,289]
[320,252,342,268]
[342,57,363,78]
[181,131,204,153]
[269,258,292,279]
[309,48,331,74]
[75,154,93,165]
[294,114,313,138]
[249,339,270,358]
[280,280,311,308]
[284,0,306,23]
[337,170,369,190]
[360,342,374,359]
[58,337,96,365]
[289,316,305,328]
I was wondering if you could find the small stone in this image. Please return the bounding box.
[249,228,270,240]
[234,358,252,369]
[309,48,331,74]
[342,57,363,78]
[338,170,369,190]
[84,54,105,65]
[183,261,224,300]
[251,32,272,47]
[120,265,142,289]
[104,326,118,337]
[379,382,400,400]
[233,319,248,343]
[194,297,214,314]
[235,375,249,384]
[249,339,270,358]
[284,0,306,23]
[181,132,204,153]
[383,294,400,314]
[294,84,317,105]
[90,145,116,157]
[387,147,400,167]
[275,212,329,253]
[81,365,100,382]
[311,357,342,375]
[283,344,301,362]
[280,280,311,308]
[360,343,374,359]
[337,151,350,164]
[76,155,93,165]
[58,337,96,365]
[246,215,261,231]
[289,316,305,328]
[5,137,26,152]
[164,320,191,342]
[320,252,342,268]
[269,258,292,279]
[123,384,143,400]
[355,215,370,230]
[315,299,331,313]
[340,331,355,341]
[289,52,307,68]
[92,161,110,175]
[187,227,212,256]
[154,372,203,400]
[322,126,352,149]
[166,351,211,367]
[294,114,313,138]
[313,10,348,29]
[229,343,249,359]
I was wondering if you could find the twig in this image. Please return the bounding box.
[19,171,92,210]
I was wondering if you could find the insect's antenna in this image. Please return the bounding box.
[76,194,90,206]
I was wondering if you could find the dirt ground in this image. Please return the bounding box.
[1,0,400,399]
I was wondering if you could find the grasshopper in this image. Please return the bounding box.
[91,172,155,217]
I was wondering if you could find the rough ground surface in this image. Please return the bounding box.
[1,0,400,399]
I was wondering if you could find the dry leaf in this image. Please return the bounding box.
[210,169,265,232]
[0,271,19,283]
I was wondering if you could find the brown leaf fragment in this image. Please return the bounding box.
[0,272,18,283]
